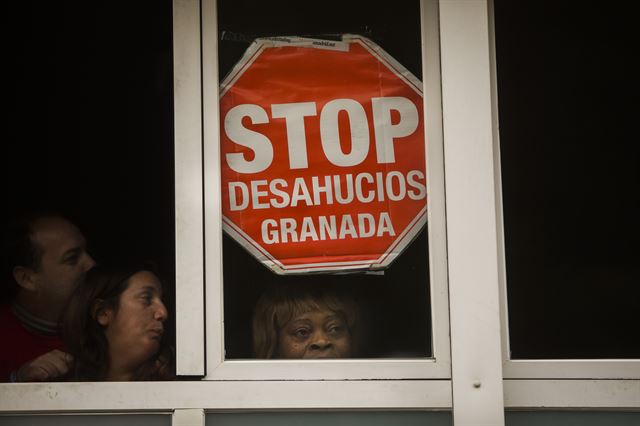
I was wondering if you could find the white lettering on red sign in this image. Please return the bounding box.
[223,97,424,247]
[224,97,418,173]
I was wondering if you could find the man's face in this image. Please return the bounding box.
[30,217,96,309]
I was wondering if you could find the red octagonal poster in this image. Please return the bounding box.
[219,35,427,274]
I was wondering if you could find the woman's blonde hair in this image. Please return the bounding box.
[252,283,358,358]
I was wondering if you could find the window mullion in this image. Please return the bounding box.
[439,0,505,423]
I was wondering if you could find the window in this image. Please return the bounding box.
[199,0,450,380]
[495,0,640,361]
[1,0,177,382]
[218,0,433,361]
[493,0,640,381]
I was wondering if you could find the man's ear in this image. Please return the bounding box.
[92,300,114,326]
[13,266,38,292]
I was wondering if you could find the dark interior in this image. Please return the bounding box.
[3,0,176,345]
[494,1,640,358]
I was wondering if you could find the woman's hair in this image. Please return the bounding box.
[252,283,358,358]
[61,263,173,381]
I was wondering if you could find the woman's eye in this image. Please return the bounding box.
[294,328,310,338]
[328,324,344,335]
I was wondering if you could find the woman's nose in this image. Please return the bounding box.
[309,331,332,351]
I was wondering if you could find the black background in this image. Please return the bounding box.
[2,1,176,339]
[494,1,640,358]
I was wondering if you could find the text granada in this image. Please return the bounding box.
[262,212,395,244]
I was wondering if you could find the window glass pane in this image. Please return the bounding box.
[494,1,640,358]
[218,0,432,359]
[0,414,171,426]
[1,0,176,381]
[505,411,640,426]
[207,412,451,426]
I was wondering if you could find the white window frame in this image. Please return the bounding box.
[484,0,640,410]
[202,0,451,382]
[174,0,206,378]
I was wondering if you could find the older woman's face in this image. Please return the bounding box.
[102,271,168,368]
[277,308,351,359]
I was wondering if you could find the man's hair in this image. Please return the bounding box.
[252,282,358,359]
[1,211,63,298]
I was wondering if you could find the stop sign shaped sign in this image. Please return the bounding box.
[220,35,426,274]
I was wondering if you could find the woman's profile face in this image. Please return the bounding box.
[101,271,168,368]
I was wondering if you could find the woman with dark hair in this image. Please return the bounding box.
[61,264,173,381]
